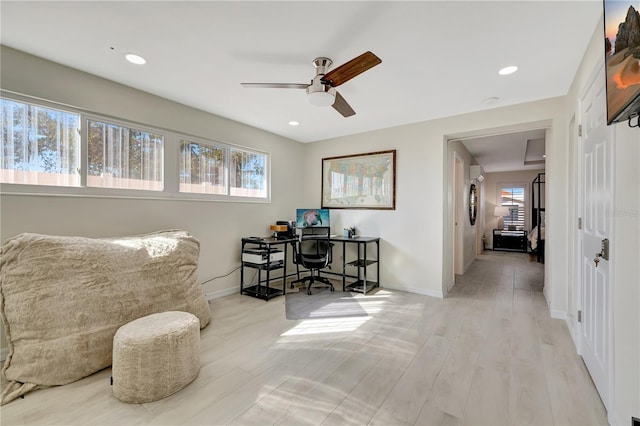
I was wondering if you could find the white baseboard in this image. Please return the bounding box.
[463,258,474,274]
[446,279,455,294]
[567,317,580,350]
[550,310,567,320]
[205,286,239,301]
[382,283,444,299]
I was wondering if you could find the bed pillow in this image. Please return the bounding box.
[0,230,210,405]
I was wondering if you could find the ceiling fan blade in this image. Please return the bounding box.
[332,91,356,117]
[241,83,309,89]
[321,51,381,87]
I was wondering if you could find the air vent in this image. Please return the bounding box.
[470,165,484,181]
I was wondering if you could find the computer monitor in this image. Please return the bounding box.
[296,208,330,228]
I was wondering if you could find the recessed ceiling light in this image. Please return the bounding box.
[483,96,500,105]
[288,121,299,126]
[498,65,518,75]
[125,53,146,65]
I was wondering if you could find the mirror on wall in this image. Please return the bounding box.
[469,183,478,225]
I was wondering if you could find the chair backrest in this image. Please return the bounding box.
[298,226,331,269]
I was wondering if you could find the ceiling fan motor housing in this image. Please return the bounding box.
[312,57,332,76]
[306,57,336,107]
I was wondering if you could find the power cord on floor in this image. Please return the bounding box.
[200,265,259,288]
[200,265,241,285]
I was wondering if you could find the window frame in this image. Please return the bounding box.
[0,95,82,188]
[228,146,269,200]
[497,182,529,231]
[0,93,271,203]
[178,137,227,196]
[175,134,270,202]
[84,113,166,193]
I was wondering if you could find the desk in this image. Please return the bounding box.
[240,235,381,299]
[331,236,380,294]
[240,237,296,301]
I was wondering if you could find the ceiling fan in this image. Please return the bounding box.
[241,51,381,117]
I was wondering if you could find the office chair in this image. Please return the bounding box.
[291,226,335,295]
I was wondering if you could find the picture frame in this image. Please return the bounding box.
[321,150,396,210]
[469,183,478,225]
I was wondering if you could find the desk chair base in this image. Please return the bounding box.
[291,273,334,295]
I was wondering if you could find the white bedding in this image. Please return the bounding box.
[528,226,545,250]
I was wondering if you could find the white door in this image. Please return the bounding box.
[579,62,613,411]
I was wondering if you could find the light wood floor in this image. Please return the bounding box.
[1,251,607,425]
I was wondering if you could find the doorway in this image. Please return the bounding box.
[454,153,464,276]
[445,122,550,294]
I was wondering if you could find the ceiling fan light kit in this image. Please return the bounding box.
[241,51,381,117]
[308,89,335,107]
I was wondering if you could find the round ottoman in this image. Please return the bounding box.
[112,311,200,403]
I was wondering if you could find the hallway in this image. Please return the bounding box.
[447,250,607,425]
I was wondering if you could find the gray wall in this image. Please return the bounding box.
[0,47,307,349]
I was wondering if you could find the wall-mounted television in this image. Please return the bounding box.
[603,0,640,125]
[295,208,330,228]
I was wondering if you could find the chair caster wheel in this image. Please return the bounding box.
[307,290,312,295]
[330,287,335,292]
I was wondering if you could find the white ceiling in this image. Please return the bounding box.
[460,129,547,173]
[1,1,601,169]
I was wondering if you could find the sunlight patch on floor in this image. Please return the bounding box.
[281,316,371,336]
[281,291,389,336]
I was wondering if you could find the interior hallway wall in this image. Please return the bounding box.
[448,141,480,278]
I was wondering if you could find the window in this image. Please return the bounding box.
[499,185,525,230]
[1,98,80,186]
[179,139,225,194]
[178,141,268,199]
[87,119,163,190]
[229,148,267,198]
[1,95,269,201]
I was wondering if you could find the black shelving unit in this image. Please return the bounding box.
[332,236,380,294]
[240,237,295,301]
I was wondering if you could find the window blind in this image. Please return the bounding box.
[500,186,525,230]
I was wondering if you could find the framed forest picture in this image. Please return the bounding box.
[321,150,396,210]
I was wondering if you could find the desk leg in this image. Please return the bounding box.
[342,241,346,291]
[265,246,271,301]
[363,243,367,294]
[282,243,287,295]
[357,243,362,289]
[240,242,245,295]
[376,240,380,288]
